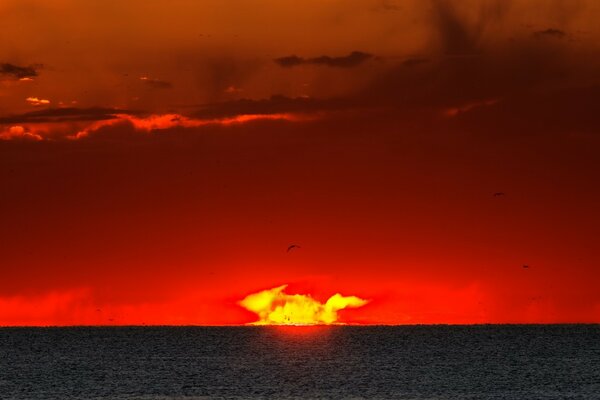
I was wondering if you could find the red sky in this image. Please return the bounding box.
[1,0,599,325]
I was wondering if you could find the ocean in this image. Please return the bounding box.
[1,325,599,399]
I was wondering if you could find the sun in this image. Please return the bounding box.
[239,285,368,325]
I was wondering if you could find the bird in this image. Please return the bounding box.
[493,192,505,197]
[522,264,530,269]
[287,244,300,253]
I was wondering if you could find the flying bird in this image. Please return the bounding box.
[522,265,530,269]
[287,244,300,253]
[493,192,505,197]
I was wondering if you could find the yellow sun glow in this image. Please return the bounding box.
[239,285,368,325]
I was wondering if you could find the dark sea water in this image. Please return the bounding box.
[1,325,599,399]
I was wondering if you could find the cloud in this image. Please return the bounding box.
[139,76,173,89]
[200,57,261,102]
[191,95,351,119]
[0,105,314,140]
[533,28,567,39]
[1,2,596,142]
[0,288,232,326]
[71,112,313,140]
[0,125,42,141]
[0,63,39,79]
[443,98,499,117]
[239,284,368,325]
[431,0,481,56]
[274,51,373,68]
[356,6,595,116]
[224,85,243,94]
[25,97,50,106]
[450,85,600,135]
[0,107,139,124]
[430,0,508,56]
[0,289,92,326]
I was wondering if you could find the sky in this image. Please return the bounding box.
[1,0,599,325]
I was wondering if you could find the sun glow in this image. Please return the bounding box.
[239,285,368,325]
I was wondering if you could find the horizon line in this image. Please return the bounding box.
[1,322,599,328]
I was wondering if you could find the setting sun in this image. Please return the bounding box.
[239,285,368,325]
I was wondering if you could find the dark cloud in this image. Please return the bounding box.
[431,0,481,56]
[200,58,259,101]
[0,3,595,142]
[0,107,140,124]
[355,1,592,115]
[191,95,352,119]
[140,77,173,89]
[451,85,600,135]
[533,28,567,39]
[274,55,304,67]
[431,0,508,56]
[274,51,373,68]
[0,63,39,79]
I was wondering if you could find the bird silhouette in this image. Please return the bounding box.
[287,244,300,253]
[493,192,505,197]
[522,265,530,269]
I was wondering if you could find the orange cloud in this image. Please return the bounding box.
[0,288,241,326]
[0,110,313,141]
[239,284,368,325]
[71,112,312,139]
[0,125,42,141]
[139,76,172,89]
[26,97,50,106]
[443,98,499,117]
[225,85,243,94]
[0,289,93,326]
